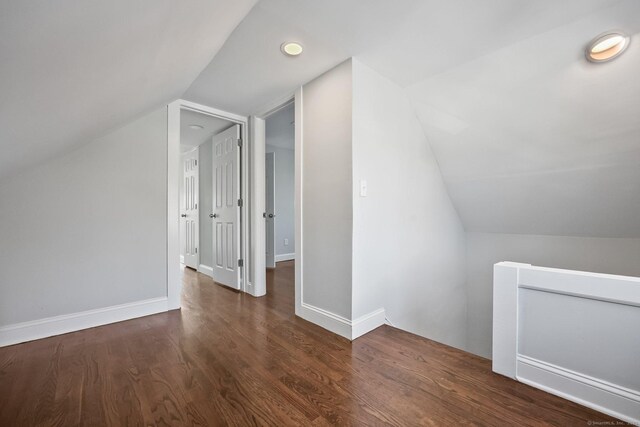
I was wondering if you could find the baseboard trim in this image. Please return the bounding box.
[517,355,640,424]
[198,264,214,277]
[0,297,169,348]
[296,303,385,340]
[352,308,386,340]
[275,253,295,262]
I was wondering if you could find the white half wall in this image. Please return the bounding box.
[0,107,168,342]
[493,262,640,424]
[468,232,640,358]
[351,59,468,349]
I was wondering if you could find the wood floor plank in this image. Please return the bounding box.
[0,261,619,426]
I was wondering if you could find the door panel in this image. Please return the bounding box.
[212,125,241,289]
[181,149,199,269]
[265,152,276,269]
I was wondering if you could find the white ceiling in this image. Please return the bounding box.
[180,109,233,153]
[0,0,257,180]
[265,103,294,150]
[3,0,638,238]
[185,0,639,238]
[408,0,640,237]
[184,0,622,114]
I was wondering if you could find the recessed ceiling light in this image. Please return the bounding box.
[586,31,630,63]
[189,124,204,130]
[281,42,303,57]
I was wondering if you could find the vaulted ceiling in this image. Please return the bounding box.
[3,0,638,238]
[185,0,639,238]
[0,0,257,180]
[409,0,640,238]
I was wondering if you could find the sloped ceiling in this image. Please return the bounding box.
[4,0,637,238]
[0,0,257,180]
[187,0,639,238]
[408,0,640,238]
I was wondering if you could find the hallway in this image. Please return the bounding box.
[0,262,614,425]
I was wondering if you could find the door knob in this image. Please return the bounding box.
[210,213,218,218]
[181,214,187,218]
[268,213,275,218]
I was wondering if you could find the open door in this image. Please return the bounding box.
[181,149,199,269]
[265,152,276,268]
[211,124,241,289]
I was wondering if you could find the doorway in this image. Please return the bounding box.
[264,102,296,274]
[175,103,247,296]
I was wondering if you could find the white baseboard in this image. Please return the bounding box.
[517,355,640,424]
[352,308,386,339]
[296,303,385,340]
[275,253,295,262]
[0,297,169,348]
[198,264,214,277]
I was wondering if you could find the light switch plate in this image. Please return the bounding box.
[360,179,367,197]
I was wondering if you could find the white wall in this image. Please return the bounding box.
[266,145,295,257]
[467,232,640,358]
[0,107,168,327]
[351,59,468,349]
[301,59,353,319]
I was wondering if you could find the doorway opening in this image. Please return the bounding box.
[264,102,295,271]
[170,101,248,304]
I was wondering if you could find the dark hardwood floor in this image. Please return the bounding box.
[0,261,615,426]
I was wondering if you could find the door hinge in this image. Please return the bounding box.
[238,259,244,267]
[237,138,243,148]
[195,159,197,166]
[195,203,197,209]
[195,247,197,254]
[238,199,243,207]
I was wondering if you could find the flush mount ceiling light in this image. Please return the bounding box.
[189,124,204,130]
[281,42,303,56]
[586,31,630,63]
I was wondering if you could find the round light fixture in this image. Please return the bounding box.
[281,42,303,57]
[189,124,204,130]
[586,31,630,63]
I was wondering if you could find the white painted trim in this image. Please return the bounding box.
[180,255,184,264]
[0,297,169,347]
[518,266,640,307]
[492,262,527,379]
[298,303,352,339]
[297,303,385,340]
[198,264,214,278]
[493,262,640,423]
[249,116,266,297]
[275,253,295,262]
[517,356,640,424]
[167,102,181,310]
[294,88,303,317]
[352,308,386,340]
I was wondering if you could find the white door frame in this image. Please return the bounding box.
[167,99,250,309]
[265,151,276,269]
[250,92,299,301]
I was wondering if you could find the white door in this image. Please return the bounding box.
[265,152,276,269]
[181,149,199,269]
[211,125,241,289]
